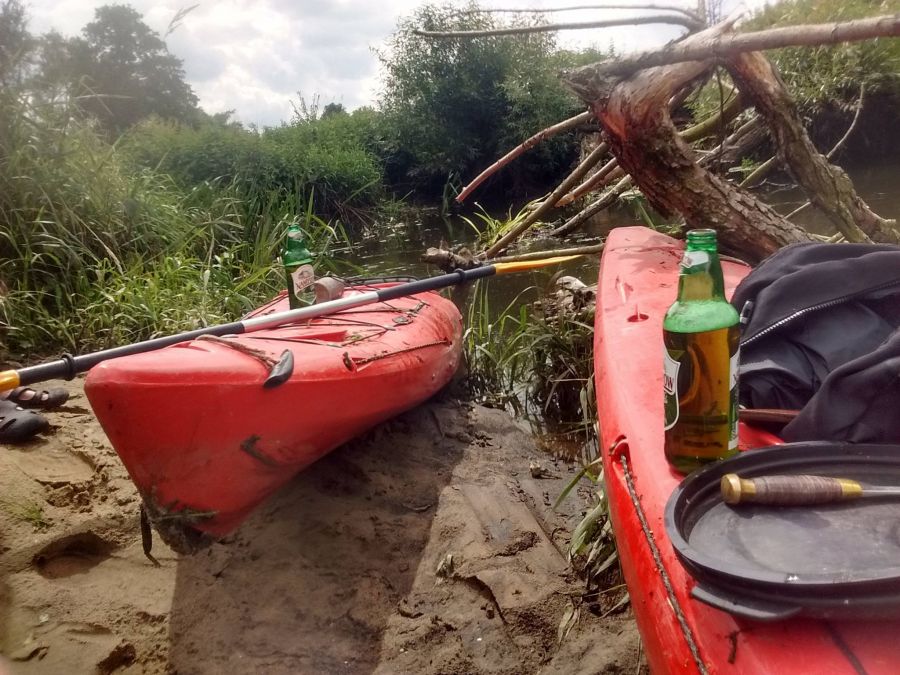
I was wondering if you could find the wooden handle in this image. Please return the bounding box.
[721,474,863,506]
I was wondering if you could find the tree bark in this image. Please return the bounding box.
[563,25,812,260]
[726,52,897,243]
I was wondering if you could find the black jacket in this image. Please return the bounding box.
[731,242,900,443]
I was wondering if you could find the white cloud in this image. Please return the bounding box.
[24,0,768,128]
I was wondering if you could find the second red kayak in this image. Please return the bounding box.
[85,283,462,551]
[595,226,900,674]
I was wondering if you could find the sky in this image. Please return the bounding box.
[23,0,767,128]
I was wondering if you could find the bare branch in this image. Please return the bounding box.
[556,90,744,208]
[739,155,778,188]
[787,83,867,220]
[564,14,900,80]
[456,4,703,23]
[563,20,812,258]
[556,156,620,207]
[457,111,594,203]
[726,51,895,243]
[487,242,605,264]
[415,14,703,39]
[483,141,610,258]
[550,176,633,237]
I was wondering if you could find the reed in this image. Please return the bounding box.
[0,96,351,359]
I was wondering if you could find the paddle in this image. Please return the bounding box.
[0,255,579,391]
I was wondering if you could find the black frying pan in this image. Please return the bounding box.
[665,442,900,621]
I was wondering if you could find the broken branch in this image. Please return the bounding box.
[786,82,867,220]
[556,156,620,207]
[564,14,900,79]
[482,141,609,258]
[726,51,895,243]
[550,176,633,237]
[415,14,703,39]
[457,4,703,23]
[457,111,594,203]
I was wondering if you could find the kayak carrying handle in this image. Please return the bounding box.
[691,584,801,622]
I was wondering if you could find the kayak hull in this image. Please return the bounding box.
[85,284,462,547]
[595,227,900,674]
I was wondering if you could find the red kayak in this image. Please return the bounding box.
[594,226,900,674]
[85,283,462,551]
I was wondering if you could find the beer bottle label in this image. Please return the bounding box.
[663,326,739,464]
[663,350,681,430]
[728,347,740,450]
[291,264,315,293]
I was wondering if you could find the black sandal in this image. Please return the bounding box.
[0,401,49,444]
[4,386,69,410]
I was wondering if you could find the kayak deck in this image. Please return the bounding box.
[594,227,900,674]
[86,284,462,548]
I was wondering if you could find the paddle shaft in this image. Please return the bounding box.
[2,265,501,390]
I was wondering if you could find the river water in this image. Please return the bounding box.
[347,162,900,308]
[342,162,900,442]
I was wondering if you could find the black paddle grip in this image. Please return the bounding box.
[16,321,246,386]
[376,266,495,302]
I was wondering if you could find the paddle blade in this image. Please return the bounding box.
[0,370,20,392]
[493,255,582,274]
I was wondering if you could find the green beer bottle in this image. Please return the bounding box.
[663,229,740,474]
[283,223,315,309]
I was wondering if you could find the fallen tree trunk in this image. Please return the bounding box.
[726,52,898,243]
[562,27,812,259]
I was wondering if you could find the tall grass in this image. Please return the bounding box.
[463,277,596,460]
[0,95,351,359]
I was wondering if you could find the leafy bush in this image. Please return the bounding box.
[0,93,350,358]
[378,3,605,197]
[746,0,900,109]
[123,108,386,220]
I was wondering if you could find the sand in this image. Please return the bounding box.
[0,379,643,674]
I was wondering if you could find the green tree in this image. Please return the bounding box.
[67,4,199,133]
[0,0,32,88]
[379,3,591,197]
[321,102,347,118]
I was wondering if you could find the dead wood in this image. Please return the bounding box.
[726,51,897,243]
[557,90,746,208]
[550,176,633,237]
[415,14,702,39]
[556,157,621,207]
[482,141,609,258]
[457,5,703,24]
[562,22,812,259]
[457,111,595,203]
[786,83,867,220]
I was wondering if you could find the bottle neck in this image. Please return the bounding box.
[677,249,726,302]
